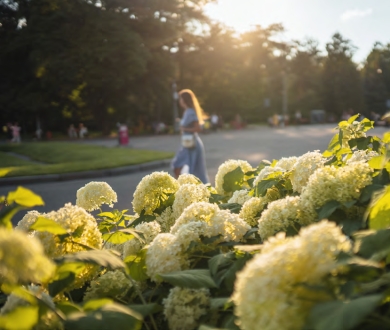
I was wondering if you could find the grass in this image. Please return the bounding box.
[0,142,173,178]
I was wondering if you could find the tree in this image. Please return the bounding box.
[322,33,364,118]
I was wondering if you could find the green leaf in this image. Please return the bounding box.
[383,132,390,144]
[0,305,39,330]
[124,249,148,281]
[317,200,341,220]
[7,186,44,207]
[255,179,279,197]
[56,250,125,270]
[208,253,235,277]
[326,133,340,152]
[210,298,230,310]
[218,203,242,214]
[0,204,22,230]
[353,229,390,260]
[103,231,135,245]
[369,186,390,229]
[369,155,386,170]
[159,269,217,289]
[222,166,245,193]
[129,212,156,228]
[98,212,115,219]
[127,303,161,317]
[209,193,227,204]
[360,184,384,203]
[65,303,142,330]
[307,294,383,330]
[56,301,83,315]
[83,299,114,311]
[30,217,68,235]
[347,114,360,124]
[49,272,76,297]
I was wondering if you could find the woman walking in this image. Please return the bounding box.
[172,89,209,184]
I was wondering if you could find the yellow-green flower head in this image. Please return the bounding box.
[215,160,253,195]
[170,202,220,234]
[84,270,132,301]
[172,202,250,243]
[300,163,373,220]
[15,210,42,232]
[177,173,202,185]
[233,220,351,330]
[76,181,117,211]
[1,285,62,330]
[275,156,298,171]
[239,197,268,227]
[0,229,55,285]
[228,189,251,205]
[146,233,184,282]
[172,184,211,219]
[163,287,210,330]
[290,151,326,193]
[123,221,161,258]
[34,203,102,258]
[258,196,304,240]
[346,150,379,164]
[132,171,179,215]
[253,166,284,187]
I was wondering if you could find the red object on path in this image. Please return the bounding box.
[119,125,129,145]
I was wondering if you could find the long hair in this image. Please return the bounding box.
[179,89,205,125]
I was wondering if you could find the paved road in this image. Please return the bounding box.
[1,124,388,220]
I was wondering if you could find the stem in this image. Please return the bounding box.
[125,274,158,330]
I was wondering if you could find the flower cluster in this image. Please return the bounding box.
[257,196,303,240]
[0,229,55,285]
[239,197,268,226]
[172,184,210,219]
[123,221,161,258]
[215,160,252,195]
[275,156,298,171]
[233,221,351,330]
[290,151,326,193]
[253,166,284,187]
[76,181,117,211]
[177,173,202,185]
[228,189,251,205]
[15,210,42,232]
[300,163,373,220]
[132,172,179,215]
[84,270,132,301]
[163,287,210,330]
[155,206,175,233]
[347,150,378,164]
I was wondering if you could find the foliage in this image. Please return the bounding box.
[1,118,390,329]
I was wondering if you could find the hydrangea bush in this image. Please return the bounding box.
[0,115,390,330]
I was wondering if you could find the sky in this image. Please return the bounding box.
[204,0,389,63]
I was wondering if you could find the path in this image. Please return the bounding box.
[1,124,387,221]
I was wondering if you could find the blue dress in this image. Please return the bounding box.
[172,108,210,184]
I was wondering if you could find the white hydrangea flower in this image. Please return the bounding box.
[233,220,351,330]
[239,197,268,227]
[146,233,184,281]
[132,171,179,215]
[300,163,373,221]
[253,166,284,187]
[275,156,298,171]
[290,151,326,193]
[216,210,251,242]
[172,184,210,219]
[0,229,55,285]
[228,190,251,205]
[84,270,132,301]
[29,204,102,289]
[15,210,42,232]
[163,287,210,330]
[155,206,175,233]
[258,196,304,240]
[123,221,161,258]
[170,202,220,234]
[1,285,62,330]
[76,181,117,211]
[215,160,253,195]
[346,150,379,164]
[177,174,202,185]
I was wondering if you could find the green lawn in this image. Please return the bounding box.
[0,142,173,178]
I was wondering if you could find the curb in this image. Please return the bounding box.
[0,159,172,186]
